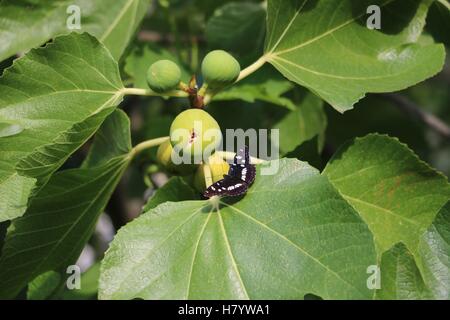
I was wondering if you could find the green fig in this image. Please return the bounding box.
[201,50,240,89]
[193,153,230,192]
[169,109,222,164]
[146,60,181,93]
[156,140,196,175]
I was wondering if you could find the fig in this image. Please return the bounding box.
[201,50,240,88]
[169,109,222,164]
[156,139,196,175]
[194,153,230,192]
[146,60,181,93]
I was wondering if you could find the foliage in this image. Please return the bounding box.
[0,0,449,300]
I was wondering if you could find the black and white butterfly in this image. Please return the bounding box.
[204,146,256,198]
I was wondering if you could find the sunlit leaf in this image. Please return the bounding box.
[0,32,124,222]
[376,242,432,299]
[264,0,446,112]
[0,0,150,61]
[324,134,450,257]
[417,201,450,299]
[0,110,132,299]
[99,159,376,300]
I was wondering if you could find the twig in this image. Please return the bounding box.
[382,93,450,139]
[121,87,188,98]
[132,136,169,156]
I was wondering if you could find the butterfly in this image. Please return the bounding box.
[203,146,256,198]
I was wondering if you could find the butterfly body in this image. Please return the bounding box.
[203,147,256,198]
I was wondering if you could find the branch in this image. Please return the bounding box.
[132,136,169,156]
[121,87,188,98]
[382,93,450,140]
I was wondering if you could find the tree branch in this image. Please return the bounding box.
[382,93,450,140]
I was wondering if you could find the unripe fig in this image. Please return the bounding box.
[156,139,196,175]
[169,109,222,164]
[146,60,181,93]
[201,50,240,88]
[194,154,230,192]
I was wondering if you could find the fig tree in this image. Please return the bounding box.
[146,60,181,93]
[201,50,240,88]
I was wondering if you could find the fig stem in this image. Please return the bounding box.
[132,136,169,156]
[203,163,213,188]
[121,87,189,98]
[236,55,267,82]
[215,151,265,164]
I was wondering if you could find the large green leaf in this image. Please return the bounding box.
[0,0,150,61]
[417,201,450,299]
[99,159,376,300]
[272,92,326,155]
[323,134,450,257]
[0,110,132,299]
[206,2,266,58]
[376,242,432,299]
[264,0,446,112]
[0,32,124,222]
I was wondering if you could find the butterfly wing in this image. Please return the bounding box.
[228,146,256,185]
[203,176,249,198]
[203,147,256,198]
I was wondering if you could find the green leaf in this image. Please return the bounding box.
[417,201,450,299]
[264,0,446,112]
[99,159,376,300]
[284,136,324,171]
[0,32,124,222]
[143,177,199,212]
[0,110,132,299]
[213,65,295,110]
[272,92,326,155]
[323,134,450,258]
[124,43,190,89]
[0,121,23,138]
[206,2,266,57]
[27,271,62,300]
[376,242,432,299]
[0,0,150,61]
